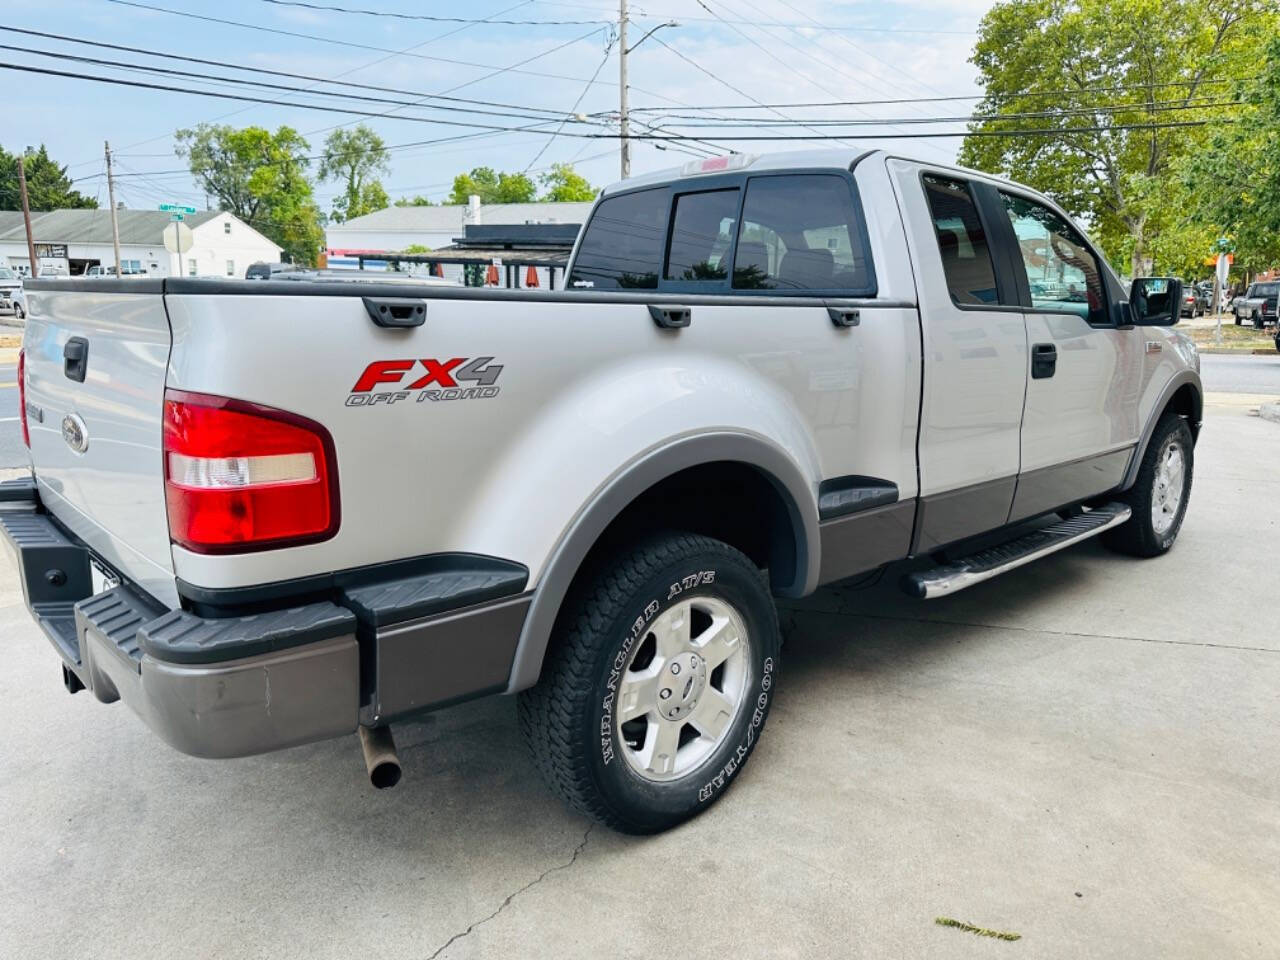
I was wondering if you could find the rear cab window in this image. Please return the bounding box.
[570,168,876,297]
[921,174,1000,306]
[568,187,666,290]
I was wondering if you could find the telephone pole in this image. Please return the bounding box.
[618,0,630,180]
[17,156,37,279]
[105,141,123,276]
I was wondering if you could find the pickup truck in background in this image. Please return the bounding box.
[3,151,1202,834]
[1233,280,1279,329]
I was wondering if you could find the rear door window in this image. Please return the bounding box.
[732,175,872,292]
[568,187,666,290]
[664,189,739,282]
[922,174,1000,307]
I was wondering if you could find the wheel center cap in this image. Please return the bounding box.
[656,652,707,721]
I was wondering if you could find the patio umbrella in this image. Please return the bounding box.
[525,265,540,288]
[485,262,500,286]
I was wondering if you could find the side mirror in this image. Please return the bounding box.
[1129,277,1182,326]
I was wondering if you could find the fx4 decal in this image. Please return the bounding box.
[347,357,503,406]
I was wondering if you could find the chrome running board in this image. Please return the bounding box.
[903,502,1132,599]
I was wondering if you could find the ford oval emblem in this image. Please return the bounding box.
[61,413,89,454]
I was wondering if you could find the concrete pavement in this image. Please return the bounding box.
[0,399,1277,959]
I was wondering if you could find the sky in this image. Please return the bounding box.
[3,0,993,217]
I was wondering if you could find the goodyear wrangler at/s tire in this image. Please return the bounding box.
[518,533,780,834]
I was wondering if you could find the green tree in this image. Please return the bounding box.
[318,125,391,223]
[538,163,596,202]
[959,0,1274,277]
[447,166,536,205]
[175,123,325,264]
[395,195,434,207]
[0,144,97,210]
[1182,37,1280,276]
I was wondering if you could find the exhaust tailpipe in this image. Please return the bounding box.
[357,725,402,789]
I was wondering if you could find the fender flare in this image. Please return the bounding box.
[505,431,820,693]
[1119,369,1203,492]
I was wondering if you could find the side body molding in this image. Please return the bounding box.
[1118,369,1203,492]
[505,431,821,693]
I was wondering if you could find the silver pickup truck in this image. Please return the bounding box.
[4,150,1202,834]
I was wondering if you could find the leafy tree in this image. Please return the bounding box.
[1182,37,1280,277]
[959,0,1273,277]
[0,144,97,210]
[395,195,434,207]
[401,244,431,254]
[447,166,536,205]
[318,125,391,223]
[175,123,325,264]
[538,163,596,202]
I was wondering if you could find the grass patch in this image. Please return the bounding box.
[1188,323,1273,349]
[935,916,1022,942]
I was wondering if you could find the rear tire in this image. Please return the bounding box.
[518,532,780,834]
[1102,413,1194,558]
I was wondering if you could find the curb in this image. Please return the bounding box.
[1261,402,1280,425]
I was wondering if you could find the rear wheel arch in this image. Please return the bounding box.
[505,433,819,693]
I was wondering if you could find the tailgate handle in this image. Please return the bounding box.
[64,337,89,383]
[363,297,426,328]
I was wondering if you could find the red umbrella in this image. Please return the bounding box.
[524,265,540,288]
[485,262,500,286]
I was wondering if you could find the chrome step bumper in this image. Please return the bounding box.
[903,503,1132,599]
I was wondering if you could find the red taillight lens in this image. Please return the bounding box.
[162,389,339,553]
[17,348,29,447]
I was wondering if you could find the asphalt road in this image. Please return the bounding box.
[0,396,1277,959]
[1199,352,1280,395]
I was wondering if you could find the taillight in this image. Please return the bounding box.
[17,348,29,447]
[162,389,339,553]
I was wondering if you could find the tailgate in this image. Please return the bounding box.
[23,283,177,606]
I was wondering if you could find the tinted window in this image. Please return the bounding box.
[569,188,666,290]
[922,175,999,306]
[665,189,739,282]
[1000,192,1105,324]
[733,175,871,291]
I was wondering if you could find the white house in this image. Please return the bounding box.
[325,199,593,286]
[0,209,282,278]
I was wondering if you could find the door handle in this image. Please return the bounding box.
[648,304,691,329]
[1031,342,1057,379]
[64,337,88,383]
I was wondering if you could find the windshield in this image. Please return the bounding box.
[0,267,14,279]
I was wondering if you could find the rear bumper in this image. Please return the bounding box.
[0,478,531,758]
[0,479,359,757]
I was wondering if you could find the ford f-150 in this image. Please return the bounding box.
[2,150,1202,833]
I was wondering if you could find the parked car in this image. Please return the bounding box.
[1179,284,1199,318]
[1192,281,1212,314]
[4,150,1203,834]
[0,265,21,313]
[8,284,25,320]
[1233,281,1279,328]
[82,265,117,278]
[245,261,311,280]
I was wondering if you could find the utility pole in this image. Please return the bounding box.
[618,0,630,180]
[17,156,38,279]
[105,141,123,276]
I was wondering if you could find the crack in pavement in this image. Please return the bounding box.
[797,606,1280,656]
[425,824,594,959]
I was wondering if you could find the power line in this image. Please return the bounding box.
[535,1,978,34]
[627,76,1260,112]
[0,25,579,120]
[105,0,665,94]
[525,35,616,171]
[0,40,589,126]
[254,0,609,26]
